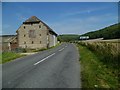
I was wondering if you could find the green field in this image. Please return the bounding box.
[1,43,61,64]
[0,53,2,64]
[77,42,119,88]
[1,52,25,64]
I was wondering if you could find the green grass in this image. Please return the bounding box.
[31,48,47,52]
[78,41,119,73]
[1,52,25,64]
[0,53,2,64]
[78,44,118,89]
[22,43,62,53]
[1,43,62,64]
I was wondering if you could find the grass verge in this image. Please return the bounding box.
[1,52,25,64]
[1,43,62,64]
[0,53,2,64]
[22,43,62,53]
[78,44,118,89]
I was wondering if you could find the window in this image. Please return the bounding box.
[39,34,41,36]
[39,25,41,28]
[24,34,26,37]
[25,45,27,48]
[24,42,26,44]
[29,30,36,38]
[40,41,41,44]
[32,41,34,44]
[24,26,25,29]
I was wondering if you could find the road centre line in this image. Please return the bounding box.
[34,53,56,65]
[59,48,64,51]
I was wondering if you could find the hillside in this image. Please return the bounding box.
[81,23,120,39]
[58,34,80,42]
[58,23,120,42]
[58,24,120,42]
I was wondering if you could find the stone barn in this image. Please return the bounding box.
[16,16,57,49]
[0,35,18,52]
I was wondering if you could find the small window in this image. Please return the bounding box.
[24,42,26,44]
[32,41,34,44]
[39,25,41,28]
[29,30,36,38]
[39,34,41,36]
[40,41,41,44]
[24,26,25,29]
[25,45,27,48]
[24,34,26,37]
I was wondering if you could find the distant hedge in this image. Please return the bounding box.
[58,34,80,42]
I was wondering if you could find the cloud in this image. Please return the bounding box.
[48,13,117,35]
[15,6,32,22]
[0,25,2,35]
[2,24,12,35]
[2,0,119,2]
[2,24,11,28]
[61,10,91,17]
[16,13,27,22]
[60,6,110,17]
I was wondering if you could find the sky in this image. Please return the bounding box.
[2,0,120,2]
[2,2,118,35]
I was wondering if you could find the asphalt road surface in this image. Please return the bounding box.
[3,43,81,88]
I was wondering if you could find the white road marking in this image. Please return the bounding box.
[59,48,64,51]
[34,53,56,65]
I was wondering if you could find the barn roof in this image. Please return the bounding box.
[22,16,57,36]
[0,35,17,43]
[23,16,40,23]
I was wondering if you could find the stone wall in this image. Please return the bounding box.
[17,22,57,49]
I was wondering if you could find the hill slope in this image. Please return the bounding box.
[58,34,80,42]
[81,23,120,39]
[58,23,120,42]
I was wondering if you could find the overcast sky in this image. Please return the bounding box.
[2,2,118,35]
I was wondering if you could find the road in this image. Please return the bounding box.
[2,43,81,88]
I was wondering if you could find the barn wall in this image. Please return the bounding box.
[10,43,18,50]
[17,22,49,49]
[48,33,57,47]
